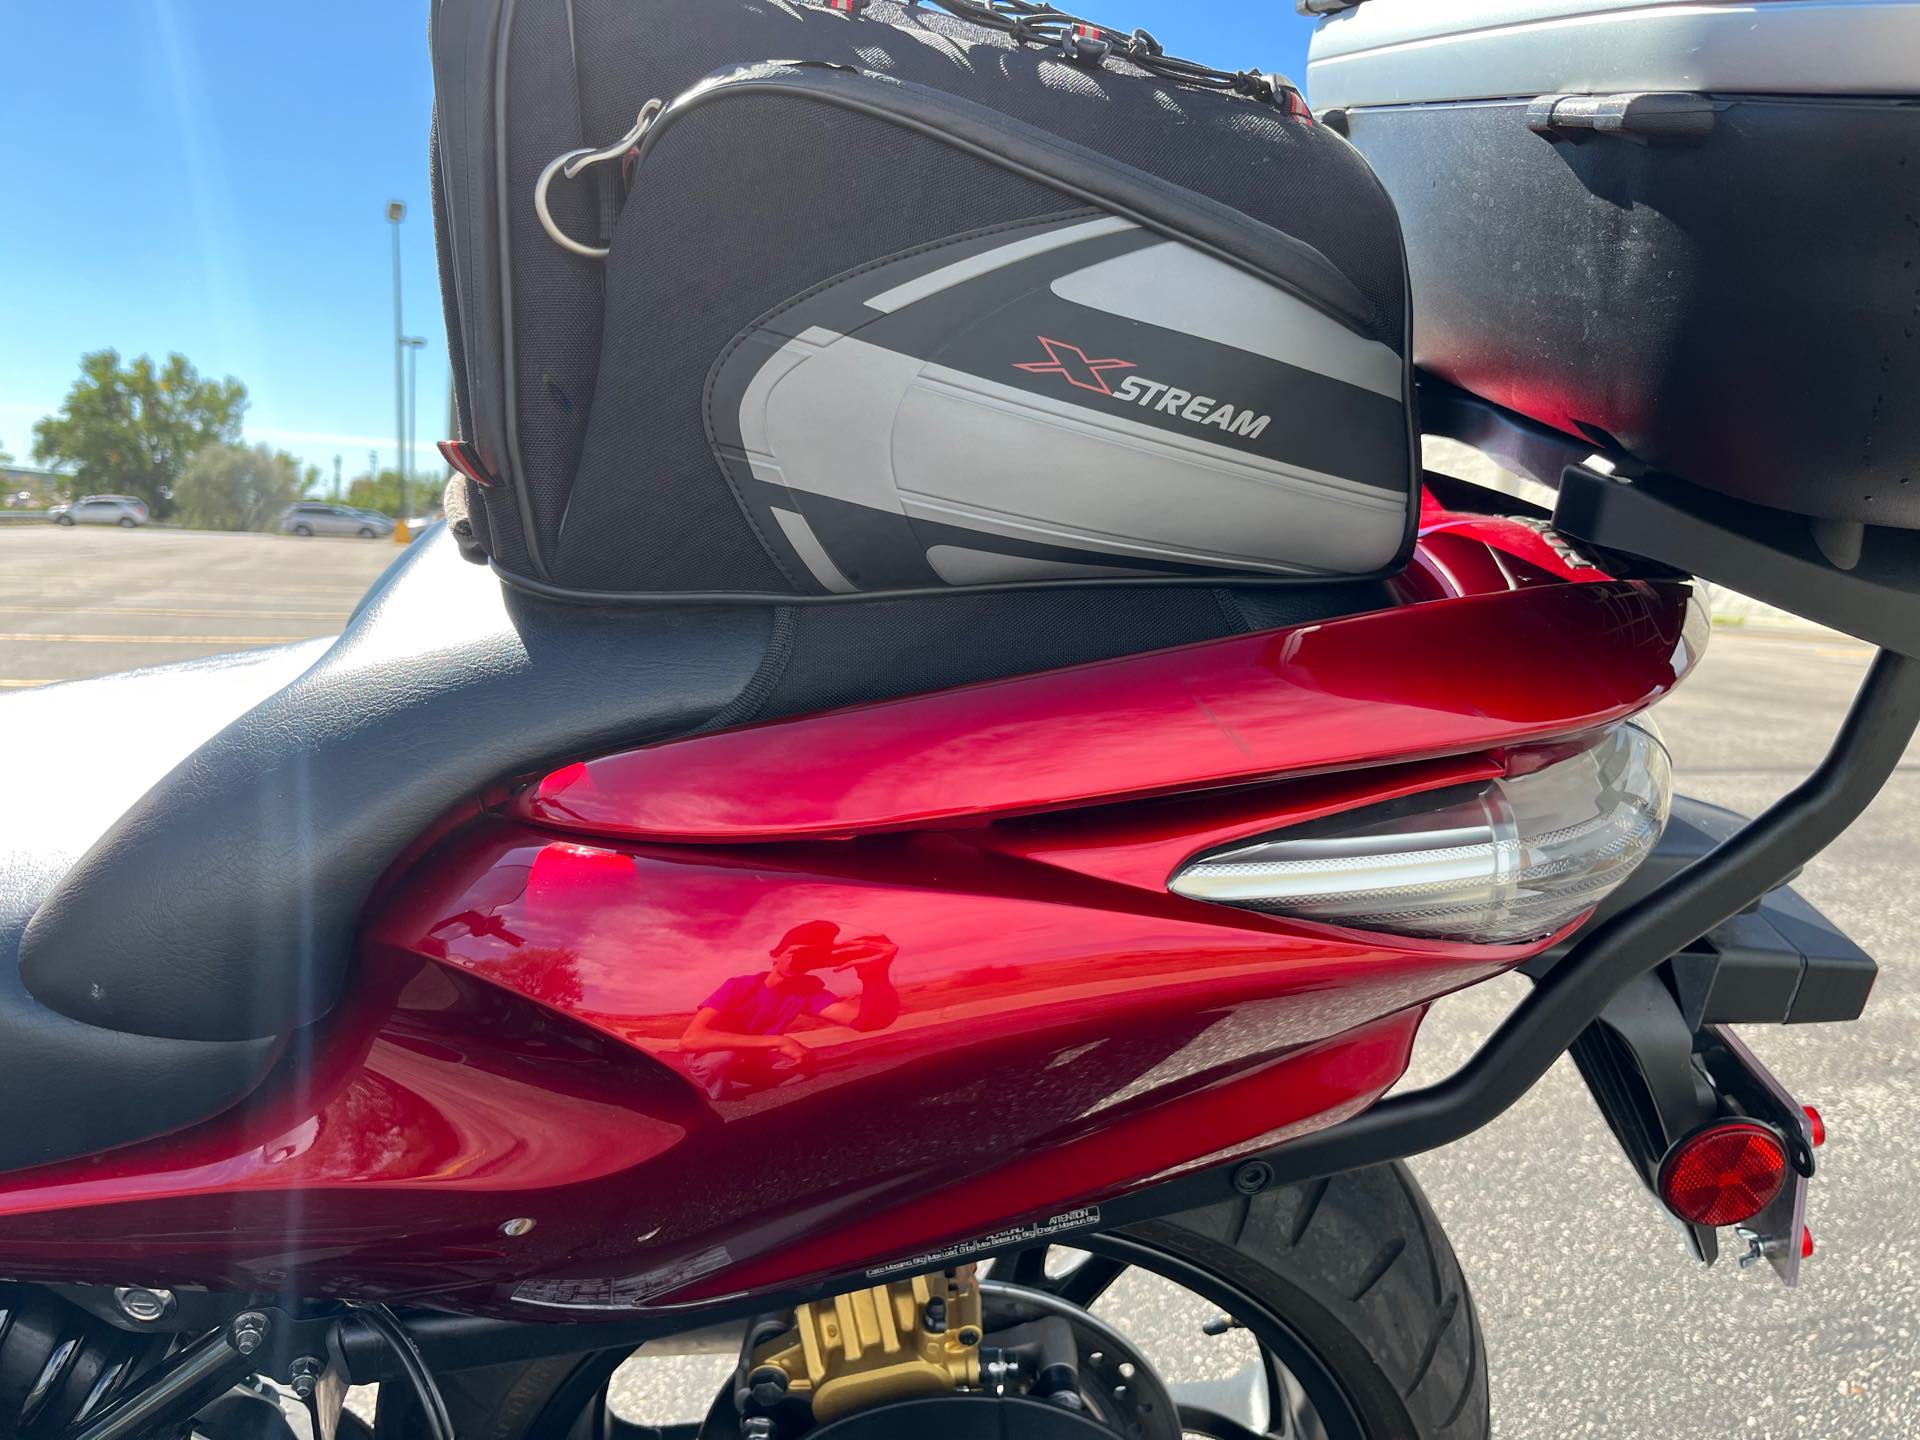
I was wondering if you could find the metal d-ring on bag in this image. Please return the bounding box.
[534,98,664,259]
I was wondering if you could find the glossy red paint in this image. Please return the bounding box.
[0,959,696,1299]
[1414,488,1618,592]
[519,578,1698,844]
[0,516,1701,1316]
[0,775,1519,1305]
[669,1011,1424,1303]
[0,827,1480,1310]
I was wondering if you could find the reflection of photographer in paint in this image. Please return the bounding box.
[680,921,901,1097]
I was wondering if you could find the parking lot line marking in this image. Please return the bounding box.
[0,583,372,599]
[0,604,342,620]
[0,679,53,688]
[0,632,300,645]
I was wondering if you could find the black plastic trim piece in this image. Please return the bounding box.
[1525,795,1877,1028]
[1668,886,1878,1028]
[1555,466,1920,657]
[1567,972,1719,1262]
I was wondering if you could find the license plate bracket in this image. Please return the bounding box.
[1695,1026,1818,1286]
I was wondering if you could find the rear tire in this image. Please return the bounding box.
[1130,1162,1488,1440]
[359,526,377,538]
[293,523,313,536]
[386,1163,1486,1440]
[117,516,136,527]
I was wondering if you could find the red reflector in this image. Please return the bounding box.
[1802,1226,1816,1260]
[1803,1105,1825,1147]
[1657,1122,1789,1228]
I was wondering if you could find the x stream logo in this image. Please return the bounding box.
[1013,336,1136,396]
[1011,336,1273,441]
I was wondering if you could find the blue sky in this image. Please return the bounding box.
[0,2,1314,487]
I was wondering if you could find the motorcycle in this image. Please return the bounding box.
[4,1,1916,1437]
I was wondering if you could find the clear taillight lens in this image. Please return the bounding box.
[1169,718,1672,945]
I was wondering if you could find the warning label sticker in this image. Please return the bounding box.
[865,1206,1102,1280]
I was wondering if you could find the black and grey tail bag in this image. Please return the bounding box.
[431,0,1417,600]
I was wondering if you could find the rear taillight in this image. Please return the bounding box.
[1169,718,1671,945]
[1657,1121,1789,1228]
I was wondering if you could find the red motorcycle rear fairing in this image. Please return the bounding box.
[519,577,1681,845]
[0,513,1702,1318]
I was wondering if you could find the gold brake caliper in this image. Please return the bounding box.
[750,1269,984,1424]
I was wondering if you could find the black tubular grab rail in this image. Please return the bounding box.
[1133,647,1920,1205]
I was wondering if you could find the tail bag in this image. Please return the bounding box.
[430,0,1417,600]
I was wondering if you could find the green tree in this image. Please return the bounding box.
[345,469,407,517]
[32,351,246,518]
[174,443,313,531]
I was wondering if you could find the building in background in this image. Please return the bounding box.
[0,464,70,510]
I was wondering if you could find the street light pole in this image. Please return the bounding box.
[385,200,408,526]
[403,336,427,521]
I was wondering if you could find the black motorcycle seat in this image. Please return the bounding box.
[15,528,777,1045]
[0,643,322,1173]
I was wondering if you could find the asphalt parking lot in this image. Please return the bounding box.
[1410,635,1920,1439]
[0,525,397,687]
[0,527,1912,1437]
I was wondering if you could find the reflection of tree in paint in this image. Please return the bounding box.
[420,864,531,959]
[473,946,584,1010]
[415,863,586,1009]
[304,1065,460,1178]
[679,921,900,1099]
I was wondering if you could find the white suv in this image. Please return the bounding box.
[280,503,395,538]
[49,496,149,527]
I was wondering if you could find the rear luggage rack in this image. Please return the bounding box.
[1422,380,1920,662]
[1555,466,1920,661]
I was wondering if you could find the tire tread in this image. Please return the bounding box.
[1140,1162,1489,1439]
[1347,1237,1406,1302]
[1287,1175,1331,1247]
